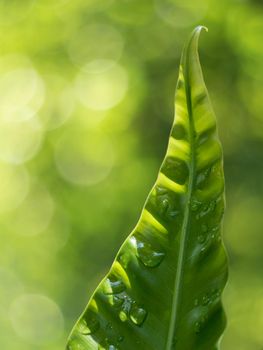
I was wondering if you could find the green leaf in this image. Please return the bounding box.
[66,26,228,350]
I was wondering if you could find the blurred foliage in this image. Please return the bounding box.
[0,0,262,349]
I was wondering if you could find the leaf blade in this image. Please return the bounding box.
[67,26,228,350]
[165,25,227,349]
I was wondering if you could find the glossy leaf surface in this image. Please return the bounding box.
[67,26,228,350]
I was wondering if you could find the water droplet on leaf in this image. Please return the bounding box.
[194,298,199,306]
[195,321,201,333]
[113,295,124,307]
[118,335,124,343]
[159,198,169,213]
[133,237,165,268]
[118,253,129,269]
[103,277,126,295]
[108,345,118,350]
[106,322,113,331]
[129,303,147,326]
[78,316,100,335]
[119,310,128,322]
[190,198,202,212]
[202,295,210,306]
[197,234,205,244]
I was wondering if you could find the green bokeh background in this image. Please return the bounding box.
[0,1,262,349]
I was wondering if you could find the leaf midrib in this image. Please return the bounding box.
[165,36,196,350]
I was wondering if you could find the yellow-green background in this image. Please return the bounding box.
[0,0,262,349]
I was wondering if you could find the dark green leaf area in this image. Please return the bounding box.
[161,157,189,185]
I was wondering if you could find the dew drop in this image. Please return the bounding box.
[118,253,129,269]
[197,234,205,244]
[103,277,126,295]
[118,295,133,322]
[154,186,181,220]
[99,345,118,350]
[200,245,207,254]
[190,198,202,212]
[108,345,118,350]
[133,237,165,268]
[215,289,221,298]
[195,321,201,334]
[78,316,100,335]
[119,310,128,322]
[159,198,169,213]
[194,298,199,306]
[106,322,113,331]
[113,295,124,308]
[129,303,147,326]
[155,185,168,195]
[118,335,124,343]
[202,295,210,306]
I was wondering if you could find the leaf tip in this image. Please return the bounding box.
[181,25,208,71]
[194,25,208,36]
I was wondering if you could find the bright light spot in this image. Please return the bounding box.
[39,74,75,130]
[83,59,118,74]
[0,56,45,164]
[0,268,24,314]
[130,236,137,248]
[155,0,208,28]
[0,68,45,123]
[38,208,70,252]
[0,163,29,214]
[75,61,128,111]
[9,294,64,345]
[6,182,55,237]
[55,128,115,186]
[68,23,124,68]
[0,118,43,164]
